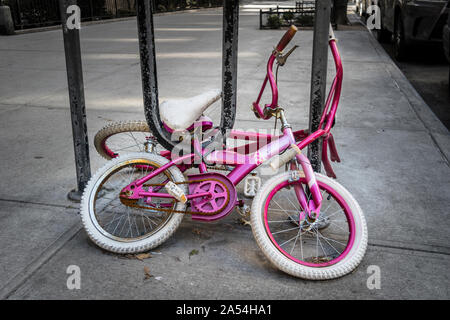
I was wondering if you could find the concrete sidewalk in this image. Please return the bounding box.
[0,3,449,299]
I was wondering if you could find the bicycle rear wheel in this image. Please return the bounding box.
[80,152,186,253]
[94,120,164,160]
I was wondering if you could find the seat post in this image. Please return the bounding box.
[279,109,291,131]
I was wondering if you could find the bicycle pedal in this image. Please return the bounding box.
[243,173,261,198]
[165,181,187,204]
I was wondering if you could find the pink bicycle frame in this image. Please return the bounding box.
[121,35,343,220]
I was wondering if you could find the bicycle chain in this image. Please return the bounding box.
[123,178,231,216]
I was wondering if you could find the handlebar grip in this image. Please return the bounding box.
[276,25,298,52]
[269,145,301,171]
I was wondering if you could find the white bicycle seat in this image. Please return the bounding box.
[159,89,222,131]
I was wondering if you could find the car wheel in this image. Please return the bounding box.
[373,28,390,43]
[393,15,407,61]
[372,7,390,43]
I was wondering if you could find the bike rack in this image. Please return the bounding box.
[59,0,90,202]
[308,0,331,172]
[136,0,239,151]
[59,0,330,201]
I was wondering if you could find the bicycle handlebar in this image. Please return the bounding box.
[276,25,298,52]
[252,24,342,123]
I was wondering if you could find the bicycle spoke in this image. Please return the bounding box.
[272,199,297,219]
[286,196,302,211]
[267,207,299,214]
[290,228,303,255]
[271,225,300,235]
[299,227,304,260]
[264,178,352,266]
[93,161,174,241]
[312,228,329,260]
[315,231,347,247]
[126,132,143,151]
[268,219,297,223]
[313,228,342,255]
[103,212,125,229]
[113,144,143,152]
[327,220,349,233]
[321,208,344,219]
[279,234,300,247]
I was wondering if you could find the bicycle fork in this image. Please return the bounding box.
[291,152,323,221]
[274,111,323,221]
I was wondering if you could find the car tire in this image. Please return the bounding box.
[393,14,407,61]
[372,7,390,43]
[373,27,390,43]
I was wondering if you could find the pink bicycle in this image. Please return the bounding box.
[81,26,368,280]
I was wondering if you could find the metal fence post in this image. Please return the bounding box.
[59,0,91,201]
[221,0,239,137]
[89,0,94,21]
[259,8,262,29]
[307,0,331,172]
[16,0,22,28]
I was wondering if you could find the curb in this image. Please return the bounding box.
[0,221,82,299]
[11,16,136,35]
[358,16,450,165]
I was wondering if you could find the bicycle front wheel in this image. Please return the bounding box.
[251,172,368,280]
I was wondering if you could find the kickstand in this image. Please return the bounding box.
[236,203,251,226]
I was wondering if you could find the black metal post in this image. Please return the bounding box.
[59,0,91,201]
[138,0,239,150]
[307,0,331,172]
[259,8,262,29]
[89,0,94,21]
[16,0,22,28]
[137,0,170,148]
[221,0,239,137]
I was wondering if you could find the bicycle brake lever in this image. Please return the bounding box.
[276,45,299,66]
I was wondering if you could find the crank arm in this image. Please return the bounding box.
[137,191,212,201]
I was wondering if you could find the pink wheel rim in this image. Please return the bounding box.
[101,138,117,158]
[263,179,356,267]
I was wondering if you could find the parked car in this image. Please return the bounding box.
[360,0,449,60]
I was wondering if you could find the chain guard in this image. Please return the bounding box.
[119,173,237,217]
[191,179,230,214]
[189,173,237,220]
